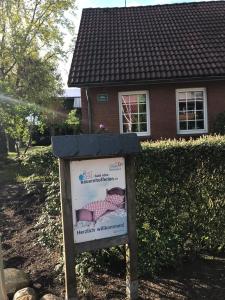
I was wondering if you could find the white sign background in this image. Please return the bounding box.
[70,157,127,243]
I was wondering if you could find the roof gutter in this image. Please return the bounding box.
[69,75,225,88]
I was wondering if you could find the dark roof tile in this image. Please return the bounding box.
[68,1,225,86]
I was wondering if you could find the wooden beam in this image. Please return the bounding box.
[59,159,78,300]
[125,156,138,300]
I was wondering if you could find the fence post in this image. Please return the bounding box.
[0,235,8,300]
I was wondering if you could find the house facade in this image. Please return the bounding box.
[68,1,225,139]
[80,81,225,139]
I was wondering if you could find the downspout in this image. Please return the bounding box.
[85,87,93,133]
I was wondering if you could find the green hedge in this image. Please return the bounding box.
[136,135,225,275]
[22,136,225,277]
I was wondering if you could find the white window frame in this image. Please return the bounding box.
[176,87,208,135]
[118,90,150,137]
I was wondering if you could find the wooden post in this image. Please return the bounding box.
[0,235,8,300]
[125,156,138,300]
[59,159,78,300]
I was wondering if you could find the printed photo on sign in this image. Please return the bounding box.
[70,157,127,243]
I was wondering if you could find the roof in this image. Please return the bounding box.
[68,1,225,87]
[52,133,140,159]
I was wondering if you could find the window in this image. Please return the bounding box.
[176,88,208,134]
[73,97,81,108]
[119,91,150,136]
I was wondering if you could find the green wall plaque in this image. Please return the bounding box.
[97,94,108,102]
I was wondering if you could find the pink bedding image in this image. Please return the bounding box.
[75,187,126,223]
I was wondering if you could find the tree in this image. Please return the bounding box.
[0,0,76,155]
[65,109,81,134]
[0,100,45,155]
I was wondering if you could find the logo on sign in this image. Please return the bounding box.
[109,161,123,171]
[79,171,93,182]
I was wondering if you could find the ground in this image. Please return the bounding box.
[1,156,225,299]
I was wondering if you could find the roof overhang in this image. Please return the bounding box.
[68,75,225,88]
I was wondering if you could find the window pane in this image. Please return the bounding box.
[123,114,139,125]
[131,114,138,123]
[138,94,146,103]
[130,96,138,113]
[188,121,196,130]
[187,101,195,110]
[139,103,146,113]
[179,101,186,111]
[187,92,195,101]
[123,114,131,123]
[179,111,187,121]
[123,114,128,123]
[122,104,138,114]
[196,91,203,100]
[187,111,195,121]
[139,114,147,122]
[122,95,138,113]
[196,101,203,110]
[197,120,204,129]
[131,123,139,132]
[179,121,187,130]
[196,111,204,120]
[140,123,147,132]
[121,95,129,104]
[178,92,186,100]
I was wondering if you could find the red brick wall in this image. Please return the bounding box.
[81,80,225,139]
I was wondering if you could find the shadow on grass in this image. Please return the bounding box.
[0,153,34,185]
[138,255,225,300]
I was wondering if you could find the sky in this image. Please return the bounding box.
[62,0,219,87]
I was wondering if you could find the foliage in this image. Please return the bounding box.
[21,146,62,248]
[0,0,76,88]
[21,146,57,178]
[0,124,7,157]
[22,136,225,282]
[212,111,225,135]
[137,135,225,275]
[0,0,76,154]
[0,102,45,155]
[65,109,81,133]
[75,252,95,295]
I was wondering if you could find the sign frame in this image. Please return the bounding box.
[53,134,139,300]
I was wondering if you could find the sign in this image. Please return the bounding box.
[70,157,127,243]
[52,134,139,300]
[97,94,108,102]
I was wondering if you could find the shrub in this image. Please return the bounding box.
[137,135,225,275]
[21,146,58,179]
[212,111,225,135]
[22,146,61,248]
[23,136,225,278]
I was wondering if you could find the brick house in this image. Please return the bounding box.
[68,1,225,139]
